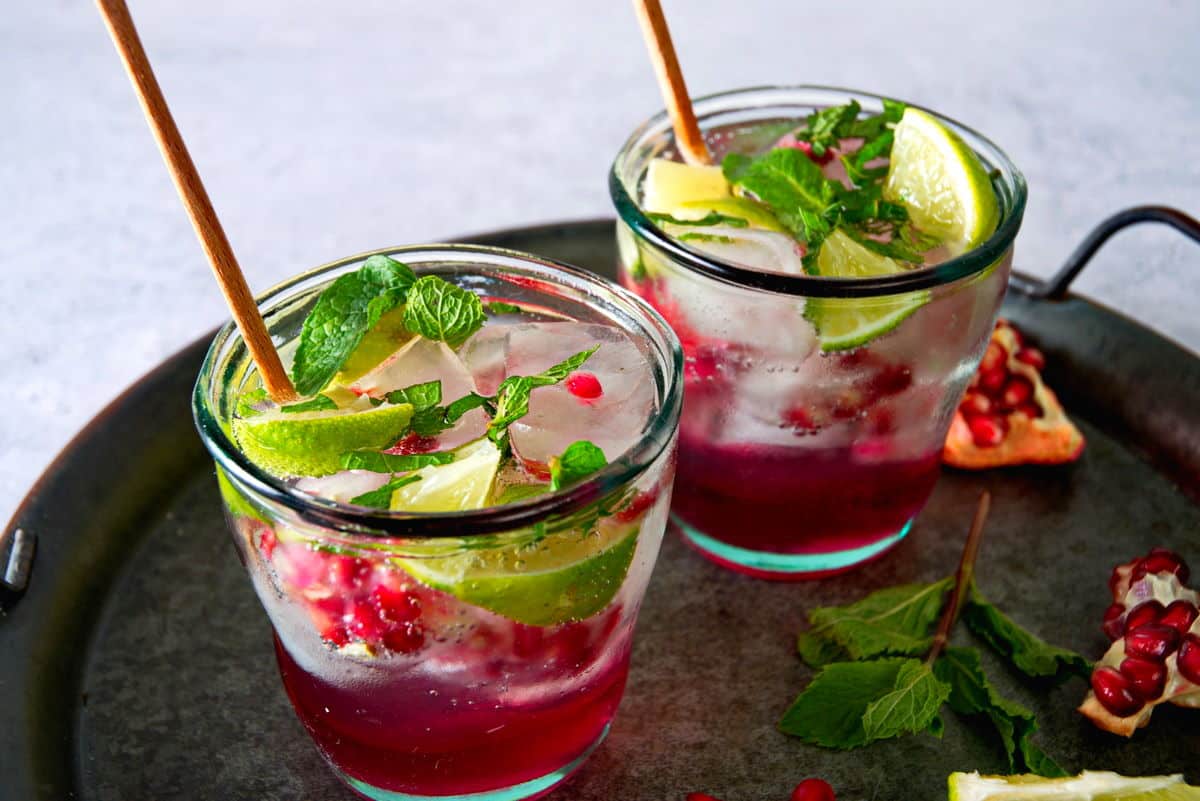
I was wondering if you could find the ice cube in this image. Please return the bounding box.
[295,470,390,502]
[459,326,510,396]
[504,323,656,469]
[349,337,487,450]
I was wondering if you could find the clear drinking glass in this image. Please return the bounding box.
[610,86,1026,579]
[193,246,682,800]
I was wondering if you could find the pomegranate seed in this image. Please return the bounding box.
[1091,666,1143,717]
[980,342,1008,372]
[258,527,277,560]
[968,414,1008,448]
[1014,402,1043,420]
[1124,623,1181,661]
[321,624,351,648]
[783,405,817,431]
[390,432,439,454]
[1159,600,1199,634]
[1125,600,1166,631]
[1177,634,1200,684]
[960,392,992,417]
[565,371,604,400]
[1000,376,1034,408]
[686,794,723,801]
[867,364,912,396]
[344,600,384,641]
[791,778,837,801]
[327,556,371,591]
[1102,603,1126,640]
[1120,656,1167,701]
[1132,548,1190,584]
[372,585,421,624]
[979,366,1008,395]
[382,622,426,654]
[615,488,660,523]
[1016,347,1046,370]
[794,140,835,165]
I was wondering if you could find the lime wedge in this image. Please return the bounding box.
[885,107,1000,253]
[948,771,1196,801]
[804,231,928,351]
[389,437,501,513]
[676,197,787,232]
[642,158,729,213]
[398,515,640,626]
[232,401,413,477]
[331,306,413,388]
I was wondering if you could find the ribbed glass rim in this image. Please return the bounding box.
[609,84,1027,298]
[192,244,683,539]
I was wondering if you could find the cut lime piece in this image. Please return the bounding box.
[885,107,1000,254]
[389,437,501,513]
[805,231,928,351]
[399,516,640,626]
[948,771,1195,801]
[642,158,729,213]
[232,401,413,477]
[676,197,787,232]
[331,306,413,388]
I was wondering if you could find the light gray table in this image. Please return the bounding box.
[2,0,1198,523]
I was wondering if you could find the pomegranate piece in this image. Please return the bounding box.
[1080,548,1200,736]
[791,778,837,801]
[944,319,1084,468]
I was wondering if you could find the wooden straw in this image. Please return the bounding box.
[631,0,711,166]
[95,0,298,402]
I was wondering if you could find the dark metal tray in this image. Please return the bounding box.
[4,213,1200,801]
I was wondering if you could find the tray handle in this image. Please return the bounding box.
[1018,205,1200,300]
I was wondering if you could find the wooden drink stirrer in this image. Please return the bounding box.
[631,0,712,166]
[95,0,298,403]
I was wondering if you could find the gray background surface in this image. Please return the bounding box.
[2,0,1198,523]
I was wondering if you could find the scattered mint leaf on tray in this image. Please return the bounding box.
[349,474,422,509]
[933,647,1065,777]
[964,585,1091,684]
[280,395,337,414]
[549,441,607,490]
[403,276,486,348]
[779,657,946,748]
[292,255,416,396]
[797,578,952,666]
[339,450,455,473]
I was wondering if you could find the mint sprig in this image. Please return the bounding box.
[781,494,1081,775]
[291,255,416,396]
[339,450,455,473]
[549,441,607,490]
[280,394,337,414]
[485,345,600,449]
[403,275,486,348]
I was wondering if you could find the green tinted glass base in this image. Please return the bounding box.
[676,517,913,580]
[337,724,610,801]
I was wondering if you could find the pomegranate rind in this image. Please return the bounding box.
[943,321,1085,469]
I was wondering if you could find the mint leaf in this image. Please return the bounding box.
[445,392,494,422]
[934,647,1065,776]
[339,450,455,473]
[292,256,417,396]
[797,579,952,666]
[349,474,422,509]
[484,346,600,449]
[678,233,735,245]
[723,147,836,248]
[527,345,601,387]
[964,585,1091,684]
[549,441,607,490]
[861,659,950,742]
[492,482,551,505]
[235,387,269,418]
[484,301,522,315]
[646,211,750,228]
[797,100,863,157]
[280,395,337,414]
[386,381,441,411]
[779,657,945,748]
[402,276,486,348]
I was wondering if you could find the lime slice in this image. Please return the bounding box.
[389,437,502,513]
[331,306,413,388]
[885,107,1000,253]
[232,401,413,477]
[948,771,1196,801]
[642,158,729,213]
[399,516,640,626]
[676,197,787,232]
[805,231,928,351]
